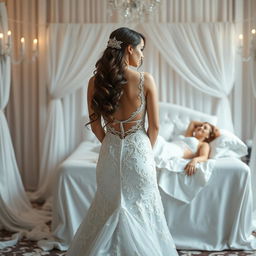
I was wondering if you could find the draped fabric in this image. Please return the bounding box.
[4,0,45,191]
[6,0,255,191]
[32,22,237,201]
[247,1,256,215]
[249,59,256,213]
[142,23,236,131]
[3,0,255,192]
[0,3,50,249]
[31,24,118,200]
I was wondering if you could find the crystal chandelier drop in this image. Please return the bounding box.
[108,0,161,23]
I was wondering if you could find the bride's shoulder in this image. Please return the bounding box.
[87,76,96,95]
[88,75,95,84]
[143,72,156,92]
[143,72,155,83]
[143,71,153,79]
[88,76,95,87]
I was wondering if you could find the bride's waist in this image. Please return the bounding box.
[106,126,146,140]
[106,120,145,138]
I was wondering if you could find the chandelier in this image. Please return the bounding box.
[108,0,161,23]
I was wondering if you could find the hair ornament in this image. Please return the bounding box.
[107,37,123,49]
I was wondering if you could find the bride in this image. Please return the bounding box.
[66,27,178,256]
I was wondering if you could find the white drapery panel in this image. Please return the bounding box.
[32,24,117,200]
[5,0,242,190]
[249,59,256,212]
[0,3,50,249]
[0,2,30,229]
[4,0,255,190]
[5,0,43,190]
[34,23,237,201]
[142,23,236,131]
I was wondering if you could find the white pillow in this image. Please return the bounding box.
[171,118,188,140]
[209,129,248,159]
[159,122,174,141]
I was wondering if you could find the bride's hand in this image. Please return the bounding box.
[184,158,198,176]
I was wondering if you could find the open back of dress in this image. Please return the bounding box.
[66,72,178,256]
[106,72,146,139]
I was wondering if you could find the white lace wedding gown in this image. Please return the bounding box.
[66,73,178,256]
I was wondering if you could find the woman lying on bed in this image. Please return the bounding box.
[154,121,220,176]
[182,121,220,176]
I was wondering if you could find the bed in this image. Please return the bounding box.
[38,102,256,251]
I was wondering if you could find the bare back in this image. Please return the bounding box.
[87,70,159,145]
[106,70,146,138]
[112,71,144,121]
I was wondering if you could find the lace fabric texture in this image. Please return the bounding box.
[66,73,178,256]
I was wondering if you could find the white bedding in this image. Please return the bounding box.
[38,102,256,251]
[38,142,98,251]
[161,158,256,250]
[154,135,216,203]
[38,140,256,251]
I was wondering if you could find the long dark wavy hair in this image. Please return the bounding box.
[88,27,145,124]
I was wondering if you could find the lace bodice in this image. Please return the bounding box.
[106,72,146,139]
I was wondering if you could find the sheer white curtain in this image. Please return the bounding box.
[33,22,237,201]
[249,60,256,211]
[142,22,236,131]
[0,3,50,249]
[5,0,239,190]
[31,24,117,200]
[0,2,31,229]
[5,0,254,190]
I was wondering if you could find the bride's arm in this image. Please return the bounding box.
[184,142,210,176]
[145,72,159,147]
[87,77,105,143]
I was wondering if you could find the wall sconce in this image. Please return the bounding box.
[0,30,38,64]
[237,28,256,62]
